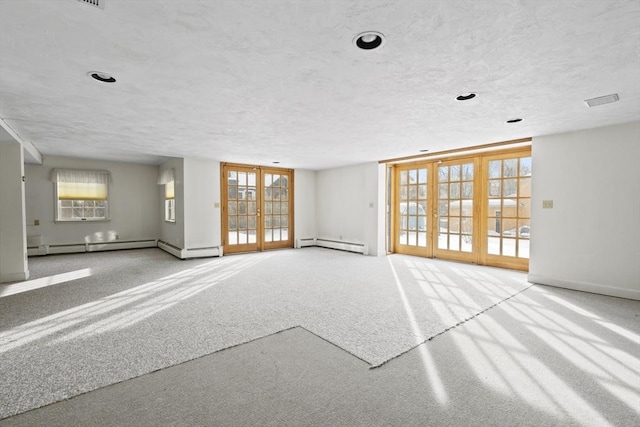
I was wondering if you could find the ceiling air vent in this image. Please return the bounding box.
[77,0,105,10]
[584,93,619,107]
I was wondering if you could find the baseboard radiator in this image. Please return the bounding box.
[27,239,158,257]
[157,240,223,260]
[296,237,368,255]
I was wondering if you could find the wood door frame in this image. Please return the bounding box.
[478,149,531,271]
[391,163,434,257]
[432,156,481,264]
[221,163,294,254]
[389,146,531,271]
[260,166,295,251]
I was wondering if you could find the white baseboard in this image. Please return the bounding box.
[86,240,157,252]
[0,270,30,283]
[295,237,316,248]
[158,240,223,259]
[296,237,368,255]
[28,239,158,257]
[528,274,640,301]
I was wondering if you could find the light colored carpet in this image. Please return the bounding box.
[2,247,531,418]
[1,283,638,426]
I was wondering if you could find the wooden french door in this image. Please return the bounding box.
[222,164,293,254]
[392,149,531,270]
[433,158,479,263]
[479,152,531,270]
[394,165,432,257]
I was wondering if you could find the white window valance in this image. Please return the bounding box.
[157,168,175,185]
[51,168,112,184]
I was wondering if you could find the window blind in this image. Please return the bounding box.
[165,180,175,199]
[158,168,175,185]
[51,168,111,184]
[58,182,108,200]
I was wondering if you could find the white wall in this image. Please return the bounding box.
[183,158,221,249]
[0,140,29,282]
[316,162,386,256]
[529,121,640,300]
[294,169,317,241]
[25,156,160,246]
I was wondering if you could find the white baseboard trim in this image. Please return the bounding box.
[0,271,30,283]
[28,239,158,257]
[528,274,640,301]
[296,237,368,255]
[158,240,223,259]
[87,240,158,252]
[295,237,316,248]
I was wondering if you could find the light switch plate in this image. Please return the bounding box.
[542,200,553,209]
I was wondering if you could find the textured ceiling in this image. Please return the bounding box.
[1,0,639,170]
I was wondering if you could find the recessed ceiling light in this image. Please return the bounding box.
[506,118,523,123]
[89,71,116,83]
[420,149,429,152]
[354,31,385,50]
[456,93,476,101]
[272,161,280,164]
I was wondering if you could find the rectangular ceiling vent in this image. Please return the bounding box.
[77,0,105,10]
[584,93,619,108]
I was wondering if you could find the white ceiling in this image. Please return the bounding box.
[1,0,638,170]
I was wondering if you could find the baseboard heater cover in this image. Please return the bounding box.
[157,240,223,259]
[297,237,368,255]
[295,237,316,248]
[28,239,158,256]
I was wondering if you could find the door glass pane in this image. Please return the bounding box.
[438,233,447,249]
[461,235,472,253]
[488,160,501,178]
[503,239,516,257]
[228,186,237,199]
[488,180,501,198]
[462,182,473,199]
[504,159,518,177]
[450,165,460,181]
[519,178,531,197]
[488,237,500,255]
[449,234,460,251]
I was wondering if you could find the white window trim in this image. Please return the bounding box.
[52,169,111,222]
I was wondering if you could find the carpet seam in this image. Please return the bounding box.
[369,282,537,369]
[0,326,302,421]
[0,325,372,421]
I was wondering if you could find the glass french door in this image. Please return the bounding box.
[480,153,531,270]
[222,164,293,254]
[433,159,478,263]
[392,149,531,270]
[394,165,431,257]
